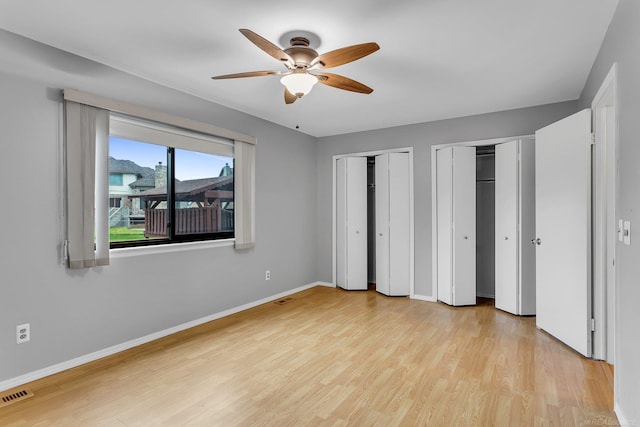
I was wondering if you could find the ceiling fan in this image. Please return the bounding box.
[211,29,380,104]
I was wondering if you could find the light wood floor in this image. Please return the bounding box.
[0,286,618,426]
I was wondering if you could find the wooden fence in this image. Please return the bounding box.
[145,207,233,237]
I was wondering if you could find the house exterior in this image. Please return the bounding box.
[108,158,158,226]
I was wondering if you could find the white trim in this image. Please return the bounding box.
[431,135,534,301]
[590,62,618,366]
[411,294,437,302]
[110,238,235,258]
[331,147,415,297]
[431,134,533,151]
[614,402,631,427]
[0,282,322,393]
[63,88,256,145]
[592,62,618,108]
[316,281,336,288]
[333,147,414,160]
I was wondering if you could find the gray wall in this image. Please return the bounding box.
[579,0,640,423]
[316,101,579,297]
[0,30,318,382]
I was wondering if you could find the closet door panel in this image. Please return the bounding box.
[375,154,390,295]
[389,152,411,296]
[519,139,536,315]
[336,157,367,290]
[346,157,368,290]
[495,142,519,314]
[452,146,477,306]
[336,158,348,288]
[436,148,453,304]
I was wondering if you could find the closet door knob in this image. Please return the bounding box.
[531,238,541,245]
[379,233,383,236]
[355,230,360,234]
[463,236,468,240]
[504,236,508,240]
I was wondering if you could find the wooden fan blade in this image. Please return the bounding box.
[211,70,283,79]
[284,88,297,104]
[315,73,373,94]
[239,29,294,67]
[313,42,379,69]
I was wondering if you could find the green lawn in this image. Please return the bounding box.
[110,227,146,242]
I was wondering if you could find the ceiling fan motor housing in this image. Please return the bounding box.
[284,37,318,68]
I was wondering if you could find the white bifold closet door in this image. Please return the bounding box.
[375,152,410,296]
[336,157,368,290]
[494,139,536,315]
[436,146,476,306]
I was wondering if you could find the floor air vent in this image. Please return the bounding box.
[0,389,34,408]
[274,297,294,305]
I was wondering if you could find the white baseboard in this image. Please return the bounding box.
[316,281,335,288]
[0,282,322,393]
[614,402,634,426]
[411,294,437,302]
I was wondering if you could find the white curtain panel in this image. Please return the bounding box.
[234,140,255,250]
[65,101,110,268]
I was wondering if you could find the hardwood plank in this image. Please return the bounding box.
[0,287,618,426]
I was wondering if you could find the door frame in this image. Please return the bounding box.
[431,135,533,302]
[332,147,415,296]
[591,63,619,363]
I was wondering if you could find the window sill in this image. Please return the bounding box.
[109,238,235,258]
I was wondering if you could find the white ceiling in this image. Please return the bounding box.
[0,0,619,137]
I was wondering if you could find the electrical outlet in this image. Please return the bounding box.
[265,270,271,280]
[16,323,30,344]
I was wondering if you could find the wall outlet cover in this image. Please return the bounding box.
[16,323,30,344]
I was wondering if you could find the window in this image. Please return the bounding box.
[109,173,123,186]
[108,114,235,248]
[63,89,255,269]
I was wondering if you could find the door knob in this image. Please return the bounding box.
[504,236,508,240]
[531,238,541,245]
[463,236,468,240]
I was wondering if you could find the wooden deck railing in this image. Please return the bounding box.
[145,207,233,237]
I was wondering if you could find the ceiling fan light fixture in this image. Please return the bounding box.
[280,72,318,97]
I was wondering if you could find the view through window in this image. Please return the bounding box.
[107,131,234,247]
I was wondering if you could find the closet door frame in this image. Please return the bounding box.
[431,135,534,302]
[332,147,415,297]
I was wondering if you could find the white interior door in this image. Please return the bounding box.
[375,154,390,295]
[436,146,476,306]
[436,148,454,304]
[519,139,537,316]
[452,147,477,306]
[495,141,519,314]
[388,152,410,296]
[336,158,348,288]
[336,156,368,290]
[535,109,592,357]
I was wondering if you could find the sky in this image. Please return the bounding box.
[109,136,232,181]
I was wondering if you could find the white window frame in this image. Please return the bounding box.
[63,88,256,261]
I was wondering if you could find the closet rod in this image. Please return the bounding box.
[476,153,495,158]
[476,178,495,183]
